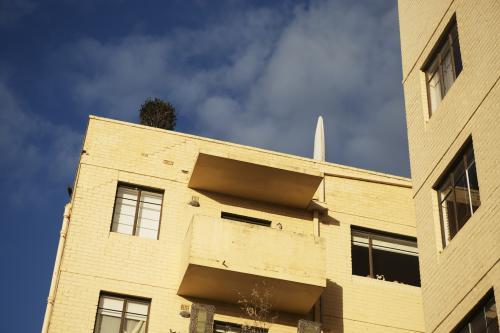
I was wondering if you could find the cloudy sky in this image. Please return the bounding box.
[0,0,408,331]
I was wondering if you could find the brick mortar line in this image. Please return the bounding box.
[323,313,425,332]
[430,257,500,332]
[324,172,412,188]
[327,210,417,229]
[412,74,500,198]
[59,269,178,291]
[80,162,189,184]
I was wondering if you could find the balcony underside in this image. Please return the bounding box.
[178,264,324,314]
[188,152,323,209]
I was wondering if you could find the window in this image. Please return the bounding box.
[111,184,163,239]
[424,16,462,116]
[214,321,268,333]
[214,322,243,333]
[221,212,271,227]
[94,294,149,333]
[190,304,215,333]
[453,291,498,333]
[351,227,421,287]
[436,140,480,245]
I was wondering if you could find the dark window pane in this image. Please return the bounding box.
[485,298,498,333]
[467,163,481,212]
[452,26,463,76]
[469,308,487,333]
[214,322,242,333]
[221,212,271,227]
[352,245,370,277]
[454,174,472,231]
[372,249,421,287]
[453,294,497,333]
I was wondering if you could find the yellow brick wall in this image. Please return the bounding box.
[47,116,424,332]
[398,0,500,332]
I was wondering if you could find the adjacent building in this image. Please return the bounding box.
[42,116,425,332]
[398,0,499,332]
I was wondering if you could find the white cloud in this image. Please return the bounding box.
[59,0,409,176]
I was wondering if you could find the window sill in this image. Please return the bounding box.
[351,274,421,291]
[108,231,159,242]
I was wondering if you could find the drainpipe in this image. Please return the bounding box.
[41,203,72,333]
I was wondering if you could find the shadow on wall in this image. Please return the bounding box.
[321,215,340,227]
[180,295,306,328]
[323,280,344,333]
[194,190,314,221]
[179,280,344,332]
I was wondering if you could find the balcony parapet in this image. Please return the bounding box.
[178,215,326,314]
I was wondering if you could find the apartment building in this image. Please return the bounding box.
[41,116,425,333]
[398,1,500,332]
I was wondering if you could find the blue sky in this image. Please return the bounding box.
[0,0,408,331]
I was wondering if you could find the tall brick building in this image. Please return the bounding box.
[398,0,499,332]
[41,1,499,333]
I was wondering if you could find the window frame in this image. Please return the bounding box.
[110,182,164,240]
[351,226,420,287]
[423,15,462,117]
[93,292,151,333]
[220,212,271,227]
[435,139,480,247]
[452,289,498,333]
[213,320,269,333]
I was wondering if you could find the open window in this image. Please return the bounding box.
[351,227,421,287]
[453,290,498,333]
[221,212,271,227]
[423,15,462,117]
[435,139,480,246]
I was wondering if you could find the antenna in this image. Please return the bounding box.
[313,116,325,161]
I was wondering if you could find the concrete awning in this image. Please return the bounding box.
[188,152,323,209]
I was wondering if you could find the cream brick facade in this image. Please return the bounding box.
[398,0,500,332]
[43,116,425,332]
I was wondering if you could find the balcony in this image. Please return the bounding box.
[178,215,326,314]
[188,152,323,209]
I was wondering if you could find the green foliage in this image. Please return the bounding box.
[139,97,177,130]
